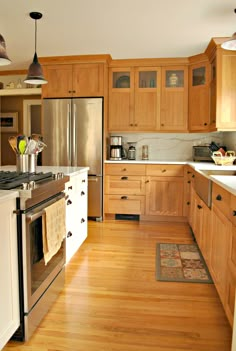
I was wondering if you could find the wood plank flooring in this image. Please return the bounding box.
[3,220,232,351]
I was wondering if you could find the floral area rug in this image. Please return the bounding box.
[156,243,213,283]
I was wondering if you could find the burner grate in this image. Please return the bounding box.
[0,171,53,190]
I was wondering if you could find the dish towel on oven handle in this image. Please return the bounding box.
[42,197,66,265]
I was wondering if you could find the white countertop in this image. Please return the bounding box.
[0,190,19,203]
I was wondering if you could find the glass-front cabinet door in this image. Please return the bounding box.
[160,66,188,131]
[134,67,161,131]
[189,61,210,132]
[108,68,135,131]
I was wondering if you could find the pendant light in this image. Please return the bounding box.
[24,12,47,85]
[0,34,11,65]
[221,9,236,50]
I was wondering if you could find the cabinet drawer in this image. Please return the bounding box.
[104,194,145,214]
[105,175,145,195]
[105,163,146,176]
[212,183,231,220]
[146,164,184,177]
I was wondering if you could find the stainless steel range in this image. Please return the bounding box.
[0,171,69,341]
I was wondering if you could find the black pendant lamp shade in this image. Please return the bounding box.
[24,12,47,85]
[221,9,236,50]
[0,34,11,65]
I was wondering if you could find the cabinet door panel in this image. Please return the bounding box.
[42,65,73,98]
[108,92,133,131]
[146,177,183,216]
[134,92,158,130]
[161,90,187,130]
[73,63,104,96]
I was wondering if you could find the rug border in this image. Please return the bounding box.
[156,242,213,284]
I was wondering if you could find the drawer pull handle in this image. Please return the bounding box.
[67,231,73,238]
[122,168,127,171]
[145,180,150,183]
[192,175,195,178]
[187,171,191,174]
[216,194,222,201]
[81,191,85,196]
[161,169,166,173]
[187,180,191,184]
[197,204,202,209]
[121,176,128,180]
[67,199,72,205]
[233,210,236,216]
[68,185,73,190]
[121,196,128,200]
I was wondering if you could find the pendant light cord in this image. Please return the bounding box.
[34,19,37,53]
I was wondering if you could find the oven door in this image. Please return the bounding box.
[22,193,66,313]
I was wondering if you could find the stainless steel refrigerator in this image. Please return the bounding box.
[42,97,103,220]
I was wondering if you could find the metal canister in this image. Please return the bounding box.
[128,146,136,160]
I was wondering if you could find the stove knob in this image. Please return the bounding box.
[29,181,36,189]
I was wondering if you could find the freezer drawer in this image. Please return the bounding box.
[88,176,103,220]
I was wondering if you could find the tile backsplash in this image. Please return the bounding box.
[108,132,225,161]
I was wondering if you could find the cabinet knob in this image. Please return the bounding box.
[216,194,222,201]
[232,210,236,217]
[81,218,85,223]
[82,179,86,183]
[187,180,191,184]
[187,171,191,174]
[192,174,195,178]
[145,180,150,183]
[81,191,85,196]
[130,123,133,126]
[67,231,73,238]
[68,185,73,190]
[121,176,128,180]
[204,122,207,126]
[187,201,190,205]
[67,199,72,205]
[121,196,128,200]
[68,90,72,93]
[197,204,202,209]
[134,123,138,126]
[122,168,127,171]
[161,169,166,173]
[161,123,164,126]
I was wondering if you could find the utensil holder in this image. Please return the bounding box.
[16,154,37,173]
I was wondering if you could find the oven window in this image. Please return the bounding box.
[30,217,64,294]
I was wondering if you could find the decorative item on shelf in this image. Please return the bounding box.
[6,81,15,89]
[0,34,11,66]
[16,79,22,89]
[116,75,130,88]
[24,12,48,85]
[149,79,155,87]
[168,73,179,87]
[221,9,236,50]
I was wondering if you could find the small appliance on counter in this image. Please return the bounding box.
[109,136,123,160]
[192,144,226,162]
[127,142,136,160]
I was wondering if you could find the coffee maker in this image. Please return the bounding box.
[109,136,123,160]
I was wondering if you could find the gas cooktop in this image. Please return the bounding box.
[0,171,53,190]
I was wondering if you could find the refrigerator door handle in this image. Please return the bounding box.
[67,103,71,162]
[72,103,77,166]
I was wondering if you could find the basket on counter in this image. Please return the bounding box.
[211,150,236,165]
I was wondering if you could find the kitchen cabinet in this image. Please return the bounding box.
[183,165,193,219]
[145,164,184,217]
[210,183,232,312]
[108,66,161,132]
[65,171,88,263]
[104,163,146,216]
[0,194,20,349]
[160,66,188,131]
[205,38,236,130]
[188,60,211,131]
[42,63,104,98]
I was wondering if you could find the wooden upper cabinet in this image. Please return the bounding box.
[160,66,188,131]
[108,66,161,132]
[42,63,104,98]
[188,60,210,132]
[42,64,73,98]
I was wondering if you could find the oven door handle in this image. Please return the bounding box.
[26,210,45,223]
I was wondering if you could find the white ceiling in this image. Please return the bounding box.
[1,0,236,71]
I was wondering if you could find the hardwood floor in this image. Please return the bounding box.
[4,220,232,351]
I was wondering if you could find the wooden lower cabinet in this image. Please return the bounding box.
[104,194,145,215]
[210,204,232,307]
[145,176,183,216]
[225,269,236,327]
